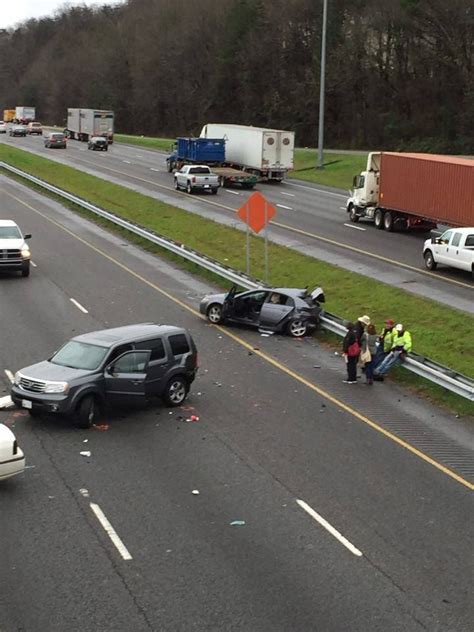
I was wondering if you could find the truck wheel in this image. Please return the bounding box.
[383,211,394,232]
[349,206,359,223]
[424,250,437,270]
[374,209,384,229]
[162,377,188,407]
[219,176,225,187]
[174,179,180,190]
[167,161,173,173]
[211,188,218,195]
[186,182,193,194]
[76,395,98,429]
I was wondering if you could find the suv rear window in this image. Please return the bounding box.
[169,334,190,356]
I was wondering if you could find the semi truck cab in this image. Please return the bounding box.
[347,152,381,221]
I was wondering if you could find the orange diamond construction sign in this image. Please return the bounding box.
[237,191,276,234]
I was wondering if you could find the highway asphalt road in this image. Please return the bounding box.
[0,177,473,632]
[1,132,473,314]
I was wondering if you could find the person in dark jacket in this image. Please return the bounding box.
[342,322,360,383]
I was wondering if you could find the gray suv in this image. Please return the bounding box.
[11,323,198,428]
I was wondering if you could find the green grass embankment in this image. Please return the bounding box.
[113,133,364,190]
[1,145,473,417]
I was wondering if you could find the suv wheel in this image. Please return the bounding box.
[76,395,98,429]
[163,377,188,406]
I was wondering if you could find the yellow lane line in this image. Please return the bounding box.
[4,186,473,492]
[38,155,474,291]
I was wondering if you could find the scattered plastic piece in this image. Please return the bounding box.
[187,415,200,422]
[80,451,91,457]
[83,439,89,443]
[313,365,321,369]
[48,496,55,499]
[93,424,110,431]
[191,490,200,495]
[334,352,339,356]
[260,333,270,337]
[79,488,90,497]
[230,520,246,526]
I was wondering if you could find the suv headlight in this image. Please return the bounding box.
[44,382,69,394]
[21,246,31,259]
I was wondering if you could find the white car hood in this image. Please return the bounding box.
[0,238,25,249]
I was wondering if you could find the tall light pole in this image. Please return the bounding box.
[317,0,328,169]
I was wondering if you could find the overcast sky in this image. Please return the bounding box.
[1,0,125,29]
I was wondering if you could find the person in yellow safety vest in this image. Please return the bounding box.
[373,323,412,380]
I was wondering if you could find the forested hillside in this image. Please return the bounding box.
[0,0,472,152]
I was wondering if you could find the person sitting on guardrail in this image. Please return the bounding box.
[373,319,395,369]
[373,324,412,381]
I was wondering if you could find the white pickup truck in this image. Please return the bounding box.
[174,165,219,195]
[423,227,474,277]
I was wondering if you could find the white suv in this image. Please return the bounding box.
[0,220,32,277]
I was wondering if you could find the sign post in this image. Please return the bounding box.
[237,192,276,281]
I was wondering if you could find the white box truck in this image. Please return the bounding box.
[200,123,295,181]
[15,106,36,123]
[66,108,114,143]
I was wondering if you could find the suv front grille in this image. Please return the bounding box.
[19,377,47,393]
[0,249,21,261]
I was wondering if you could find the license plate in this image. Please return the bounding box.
[22,399,32,409]
[204,185,210,188]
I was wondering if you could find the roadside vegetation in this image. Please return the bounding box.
[2,145,473,417]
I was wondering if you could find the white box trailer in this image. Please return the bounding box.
[200,123,295,181]
[66,108,114,143]
[15,106,36,122]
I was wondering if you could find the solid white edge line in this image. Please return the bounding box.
[343,223,366,231]
[296,499,363,557]
[122,160,131,164]
[276,203,293,210]
[5,370,14,383]
[89,503,132,561]
[70,298,89,314]
[225,189,240,195]
[150,168,160,172]
[339,206,346,210]
[280,191,295,197]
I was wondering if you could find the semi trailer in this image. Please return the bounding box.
[347,152,474,231]
[200,124,295,182]
[167,137,257,189]
[66,109,114,143]
[15,106,36,123]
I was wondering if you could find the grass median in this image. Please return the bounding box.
[113,132,363,190]
[2,144,473,417]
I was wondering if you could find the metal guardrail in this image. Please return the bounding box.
[2,162,474,402]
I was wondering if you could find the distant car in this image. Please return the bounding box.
[0,424,25,481]
[88,136,108,151]
[11,323,199,428]
[27,121,43,135]
[200,285,325,337]
[0,121,7,134]
[44,132,66,149]
[0,220,32,277]
[9,125,27,137]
